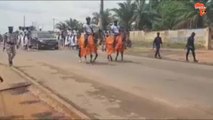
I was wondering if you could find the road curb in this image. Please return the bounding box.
[11,66,90,119]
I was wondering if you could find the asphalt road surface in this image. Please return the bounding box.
[1,49,213,119]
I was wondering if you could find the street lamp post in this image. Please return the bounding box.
[53,18,55,31]
[23,16,26,27]
[99,0,104,30]
[98,0,104,45]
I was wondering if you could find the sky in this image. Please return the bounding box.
[0,0,123,33]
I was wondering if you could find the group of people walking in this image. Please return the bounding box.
[1,26,33,66]
[17,26,32,50]
[58,29,78,50]
[1,17,199,67]
[78,17,127,63]
[153,32,198,62]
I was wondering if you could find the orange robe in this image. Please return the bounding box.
[115,34,124,52]
[105,36,115,55]
[87,35,97,54]
[78,34,88,57]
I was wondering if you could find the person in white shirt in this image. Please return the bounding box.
[71,30,77,50]
[65,29,71,47]
[110,20,120,48]
[83,17,94,48]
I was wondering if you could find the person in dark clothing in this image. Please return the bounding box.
[0,76,3,82]
[186,32,198,62]
[153,32,162,59]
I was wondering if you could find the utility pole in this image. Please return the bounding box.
[23,16,26,27]
[98,0,104,46]
[53,18,55,31]
[99,0,104,30]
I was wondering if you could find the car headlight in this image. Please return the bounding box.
[39,40,45,43]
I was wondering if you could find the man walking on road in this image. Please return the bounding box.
[3,26,18,66]
[186,32,198,62]
[153,32,162,59]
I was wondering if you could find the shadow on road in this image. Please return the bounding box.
[114,60,142,65]
[20,100,40,105]
[32,111,67,120]
[9,86,29,95]
[90,61,116,66]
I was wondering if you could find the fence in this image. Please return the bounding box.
[129,27,211,49]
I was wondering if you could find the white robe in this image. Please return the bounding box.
[65,36,71,46]
[70,35,77,46]
[22,35,28,47]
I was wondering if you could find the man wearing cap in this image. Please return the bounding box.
[83,17,94,48]
[3,26,18,66]
[111,20,120,48]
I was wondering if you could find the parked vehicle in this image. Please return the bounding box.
[31,31,59,50]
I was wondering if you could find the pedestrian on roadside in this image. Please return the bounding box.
[71,30,77,50]
[3,26,18,66]
[186,32,198,62]
[0,34,3,43]
[65,29,71,48]
[153,32,162,59]
[0,76,3,82]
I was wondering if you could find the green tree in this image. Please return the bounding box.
[55,22,67,31]
[205,0,213,27]
[152,0,183,30]
[65,18,83,31]
[112,0,136,31]
[133,0,160,30]
[174,0,213,29]
[133,0,146,30]
[92,9,113,30]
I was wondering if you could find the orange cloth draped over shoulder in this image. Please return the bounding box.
[78,34,89,57]
[115,34,124,52]
[105,35,115,55]
[87,35,97,54]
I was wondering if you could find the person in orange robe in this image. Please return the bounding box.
[105,32,115,61]
[87,34,98,63]
[116,34,125,51]
[78,33,87,62]
[115,32,125,61]
[87,35,97,54]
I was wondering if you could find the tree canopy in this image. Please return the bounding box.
[55,0,213,32]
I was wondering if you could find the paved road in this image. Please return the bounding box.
[1,49,213,119]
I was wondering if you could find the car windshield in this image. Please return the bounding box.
[37,32,55,38]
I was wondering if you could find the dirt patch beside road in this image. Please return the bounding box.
[0,86,69,119]
[0,63,73,119]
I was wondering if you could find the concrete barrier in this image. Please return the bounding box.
[130,28,211,49]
